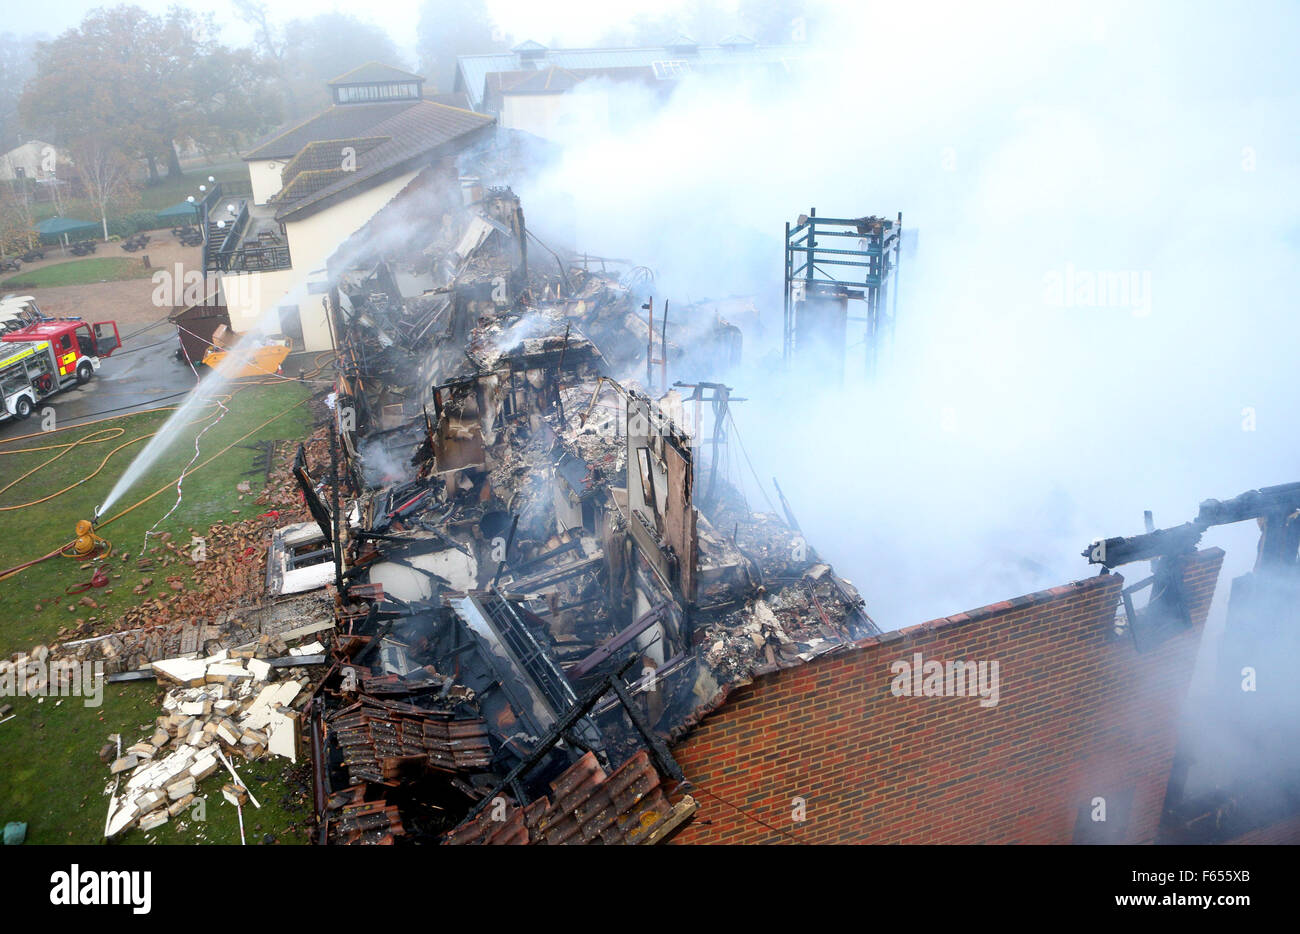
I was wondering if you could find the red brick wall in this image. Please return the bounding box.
[671,549,1224,844]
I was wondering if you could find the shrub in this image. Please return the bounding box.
[122,210,164,233]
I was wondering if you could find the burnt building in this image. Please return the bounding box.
[287,163,1297,845]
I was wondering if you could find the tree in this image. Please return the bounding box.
[596,13,685,48]
[282,13,405,116]
[416,0,508,93]
[739,0,817,44]
[0,32,41,151]
[0,182,37,256]
[235,5,403,120]
[71,139,138,240]
[232,0,296,117]
[20,5,280,184]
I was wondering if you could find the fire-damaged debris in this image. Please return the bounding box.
[303,168,879,844]
[328,699,491,784]
[1087,482,1300,652]
[444,749,696,845]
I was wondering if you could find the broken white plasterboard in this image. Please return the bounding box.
[370,547,477,600]
[266,711,300,762]
[451,215,494,266]
[281,562,335,596]
[247,658,272,681]
[277,620,336,642]
[151,657,208,687]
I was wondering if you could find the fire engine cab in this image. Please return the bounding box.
[0,318,120,386]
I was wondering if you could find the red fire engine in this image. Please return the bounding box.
[0,318,121,385]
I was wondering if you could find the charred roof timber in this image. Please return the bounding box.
[1083,482,1300,652]
[1084,482,1300,571]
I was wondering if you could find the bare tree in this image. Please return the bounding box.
[71,140,138,240]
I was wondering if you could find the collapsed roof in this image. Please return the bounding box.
[305,173,877,843]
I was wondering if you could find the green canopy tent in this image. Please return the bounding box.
[156,201,201,223]
[35,216,101,248]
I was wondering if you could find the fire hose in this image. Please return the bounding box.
[0,385,321,583]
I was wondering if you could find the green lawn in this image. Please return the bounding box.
[1,256,157,289]
[0,380,316,844]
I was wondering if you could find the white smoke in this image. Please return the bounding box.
[509,1,1300,649]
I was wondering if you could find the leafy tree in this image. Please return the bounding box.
[0,32,41,151]
[416,0,508,93]
[235,4,404,120]
[739,0,816,44]
[0,181,37,255]
[20,5,279,184]
[283,13,405,114]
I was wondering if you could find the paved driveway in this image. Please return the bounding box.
[0,321,199,438]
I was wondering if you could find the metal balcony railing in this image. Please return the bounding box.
[202,194,292,274]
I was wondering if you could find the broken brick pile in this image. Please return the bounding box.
[46,428,332,675]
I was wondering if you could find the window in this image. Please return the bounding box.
[636,447,657,512]
[334,82,420,104]
[651,61,691,79]
[0,362,25,396]
[288,537,332,570]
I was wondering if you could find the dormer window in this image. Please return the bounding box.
[513,40,548,66]
[333,82,422,104]
[719,34,757,51]
[327,63,426,105]
[666,34,699,56]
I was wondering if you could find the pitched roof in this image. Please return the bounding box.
[279,136,390,187]
[244,101,423,161]
[328,62,425,86]
[487,66,586,95]
[455,42,807,110]
[424,90,473,110]
[269,102,494,222]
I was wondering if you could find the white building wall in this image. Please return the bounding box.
[500,93,608,140]
[246,159,288,204]
[0,141,62,182]
[218,169,420,352]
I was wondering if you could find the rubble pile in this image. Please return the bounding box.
[104,641,319,838]
[45,425,334,677]
[329,699,491,784]
[296,178,877,844]
[444,750,696,845]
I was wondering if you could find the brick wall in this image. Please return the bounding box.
[670,549,1224,844]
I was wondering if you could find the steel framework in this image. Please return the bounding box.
[783,209,902,378]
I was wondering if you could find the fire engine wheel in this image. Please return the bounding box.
[76,362,93,385]
[14,396,32,420]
